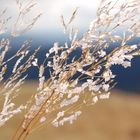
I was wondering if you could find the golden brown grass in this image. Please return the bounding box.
[0,83,140,140]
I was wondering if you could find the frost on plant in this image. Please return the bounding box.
[0,0,40,127]
[11,0,140,139]
[0,39,39,127]
[0,0,140,140]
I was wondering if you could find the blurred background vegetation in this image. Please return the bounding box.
[0,83,140,140]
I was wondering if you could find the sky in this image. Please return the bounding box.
[0,0,101,36]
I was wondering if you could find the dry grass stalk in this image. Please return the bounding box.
[11,0,42,37]
[0,38,40,127]
[0,0,40,129]
[11,0,140,140]
[0,0,140,140]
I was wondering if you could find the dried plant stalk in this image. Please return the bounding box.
[10,0,140,140]
[0,38,40,127]
[0,0,41,128]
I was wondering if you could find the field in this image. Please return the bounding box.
[0,83,140,140]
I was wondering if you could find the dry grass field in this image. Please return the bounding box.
[0,83,140,140]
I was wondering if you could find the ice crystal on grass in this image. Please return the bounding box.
[0,39,39,127]
[0,0,140,140]
[0,0,40,128]
[17,1,140,138]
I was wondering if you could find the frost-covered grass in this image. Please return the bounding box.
[1,0,140,140]
[1,84,140,140]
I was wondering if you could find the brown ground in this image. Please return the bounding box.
[0,83,140,140]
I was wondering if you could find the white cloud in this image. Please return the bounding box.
[0,0,101,34]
